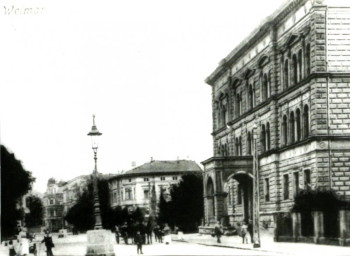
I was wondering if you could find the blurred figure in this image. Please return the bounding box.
[134,231,143,254]
[163,223,171,245]
[214,221,223,243]
[41,230,55,256]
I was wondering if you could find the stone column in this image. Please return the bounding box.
[292,212,301,242]
[339,209,350,246]
[214,193,227,222]
[273,213,279,242]
[312,211,324,244]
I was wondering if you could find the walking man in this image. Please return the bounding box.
[135,231,143,254]
[214,221,223,243]
[41,230,55,256]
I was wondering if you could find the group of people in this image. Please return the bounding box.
[5,228,55,256]
[214,219,254,244]
[114,221,173,254]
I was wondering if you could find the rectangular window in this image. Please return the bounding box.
[304,169,311,189]
[172,176,178,180]
[125,188,132,200]
[294,172,299,196]
[264,178,270,202]
[144,178,149,182]
[144,189,149,199]
[160,177,165,181]
[128,179,132,182]
[237,184,242,205]
[283,174,289,200]
[50,199,54,205]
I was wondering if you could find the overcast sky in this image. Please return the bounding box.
[1,0,285,193]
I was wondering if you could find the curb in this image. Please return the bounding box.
[172,239,285,254]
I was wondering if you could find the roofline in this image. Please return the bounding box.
[108,170,203,181]
[205,0,307,86]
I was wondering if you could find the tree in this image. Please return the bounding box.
[25,195,44,228]
[65,176,114,232]
[168,174,204,232]
[157,189,170,225]
[1,145,35,240]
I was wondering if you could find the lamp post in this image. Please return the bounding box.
[88,115,103,229]
[86,115,115,256]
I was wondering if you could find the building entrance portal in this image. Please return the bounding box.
[206,177,215,223]
[234,173,253,223]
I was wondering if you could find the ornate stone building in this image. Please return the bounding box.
[202,0,350,234]
[43,175,88,232]
[108,159,202,215]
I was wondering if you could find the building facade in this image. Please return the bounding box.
[43,176,88,232]
[109,159,203,215]
[203,0,350,232]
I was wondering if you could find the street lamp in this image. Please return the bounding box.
[86,115,115,256]
[88,115,103,229]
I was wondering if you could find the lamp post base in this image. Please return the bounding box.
[86,229,115,256]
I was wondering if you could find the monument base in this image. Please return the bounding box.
[86,229,115,256]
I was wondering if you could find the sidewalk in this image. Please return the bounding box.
[172,232,350,256]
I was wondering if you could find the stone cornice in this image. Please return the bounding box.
[205,0,308,86]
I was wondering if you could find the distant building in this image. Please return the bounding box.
[42,178,65,232]
[43,175,88,232]
[108,159,203,215]
[202,0,350,238]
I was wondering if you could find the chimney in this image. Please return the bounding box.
[131,161,136,168]
[150,157,154,162]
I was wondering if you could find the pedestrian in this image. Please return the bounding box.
[241,222,248,244]
[214,221,223,243]
[121,223,129,244]
[115,225,120,244]
[177,226,184,241]
[41,230,55,256]
[134,231,143,254]
[163,223,171,245]
[17,231,30,256]
[146,220,153,244]
[8,240,16,256]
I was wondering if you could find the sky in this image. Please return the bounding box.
[1,0,285,193]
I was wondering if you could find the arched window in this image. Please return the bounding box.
[296,108,301,141]
[236,93,241,117]
[263,74,268,101]
[266,122,271,150]
[298,49,303,81]
[280,57,284,90]
[303,105,309,138]
[217,143,221,156]
[305,44,311,76]
[261,124,266,152]
[290,112,295,143]
[247,132,252,155]
[221,105,227,127]
[249,84,254,110]
[268,71,272,98]
[292,54,298,85]
[284,59,289,89]
[282,115,288,145]
[239,136,242,156]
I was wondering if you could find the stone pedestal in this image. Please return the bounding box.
[86,229,115,256]
[292,212,301,242]
[312,211,324,244]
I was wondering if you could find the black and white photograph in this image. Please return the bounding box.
[2,0,350,255]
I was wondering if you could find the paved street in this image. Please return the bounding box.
[2,233,350,256]
[0,233,277,256]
